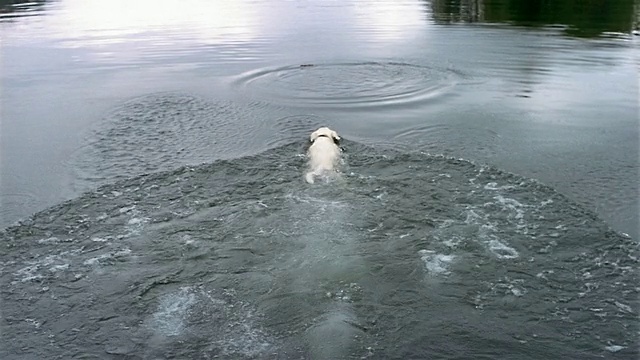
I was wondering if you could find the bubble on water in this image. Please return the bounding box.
[418,250,455,275]
[151,287,197,337]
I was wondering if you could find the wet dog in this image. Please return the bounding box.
[305,127,341,184]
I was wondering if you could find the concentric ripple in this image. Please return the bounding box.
[232,62,464,109]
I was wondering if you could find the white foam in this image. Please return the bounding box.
[442,235,463,248]
[124,213,150,237]
[480,223,498,233]
[418,250,455,275]
[37,237,59,244]
[183,235,197,246]
[11,247,87,283]
[83,248,131,266]
[488,239,519,259]
[119,205,136,214]
[464,209,483,224]
[540,199,554,206]
[536,270,554,280]
[127,218,145,225]
[614,301,632,313]
[494,195,525,220]
[605,345,625,353]
[151,287,196,337]
[206,291,273,357]
[326,283,361,302]
[285,193,347,209]
[463,206,521,260]
[37,236,73,244]
[440,219,455,228]
[367,222,383,232]
[215,315,272,357]
[49,264,69,272]
[484,182,515,191]
[25,318,42,329]
[155,287,273,356]
[13,264,44,283]
[114,248,132,256]
[83,254,111,266]
[510,287,524,297]
[13,253,65,283]
[59,248,84,257]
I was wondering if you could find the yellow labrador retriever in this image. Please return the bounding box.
[305,127,341,184]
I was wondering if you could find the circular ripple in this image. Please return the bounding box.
[233,62,463,109]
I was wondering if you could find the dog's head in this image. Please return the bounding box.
[310,127,341,145]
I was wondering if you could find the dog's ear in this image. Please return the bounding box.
[331,131,341,143]
[309,130,320,142]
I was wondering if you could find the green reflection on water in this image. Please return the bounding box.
[429,0,636,37]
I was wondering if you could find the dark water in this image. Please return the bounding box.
[3,140,638,359]
[1,0,638,359]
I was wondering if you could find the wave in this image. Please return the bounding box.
[2,142,637,359]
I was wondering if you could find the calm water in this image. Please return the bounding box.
[1,0,638,359]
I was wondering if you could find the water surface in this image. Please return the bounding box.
[1,0,637,237]
[2,141,638,358]
[1,0,638,358]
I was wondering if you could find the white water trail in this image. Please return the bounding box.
[284,193,364,358]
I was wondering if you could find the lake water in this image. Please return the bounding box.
[1,0,638,359]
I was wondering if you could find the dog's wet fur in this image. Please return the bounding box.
[305,127,342,184]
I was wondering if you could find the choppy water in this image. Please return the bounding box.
[2,130,639,358]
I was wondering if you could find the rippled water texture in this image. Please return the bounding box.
[71,94,278,183]
[2,0,637,237]
[2,143,638,358]
[1,0,638,359]
[233,62,464,109]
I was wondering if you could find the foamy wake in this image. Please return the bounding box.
[418,250,455,275]
[147,286,274,357]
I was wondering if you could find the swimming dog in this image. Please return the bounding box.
[305,127,341,184]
